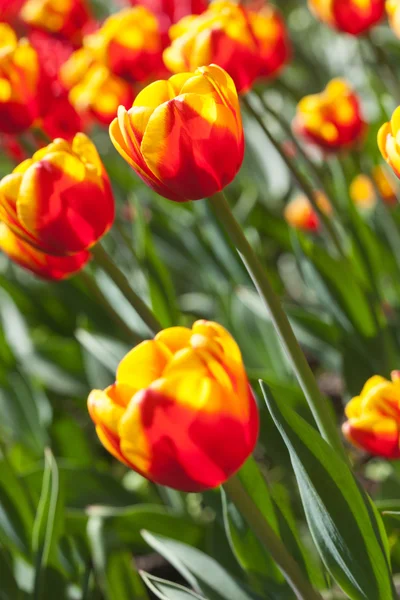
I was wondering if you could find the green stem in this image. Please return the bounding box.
[242,96,344,258]
[364,33,400,103]
[209,191,347,461]
[79,271,141,344]
[91,243,161,335]
[224,474,323,600]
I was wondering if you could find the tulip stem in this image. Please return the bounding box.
[242,96,345,258]
[79,271,141,343]
[91,243,162,335]
[208,191,347,462]
[224,473,323,600]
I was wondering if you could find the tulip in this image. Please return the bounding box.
[294,79,365,152]
[88,320,259,491]
[0,24,43,134]
[372,165,398,205]
[0,133,114,256]
[0,222,90,280]
[83,7,164,83]
[66,63,135,126]
[349,174,376,209]
[20,0,92,45]
[308,0,385,35]
[378,106,400,179]
[284,192,332,231]
[163,0,291,93]
[109,64,244,202]
[343,373,400,458]
[387,0,400,37]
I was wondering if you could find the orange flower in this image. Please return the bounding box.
[20,0,92,45]
[0,222,89,280]
[378,107,400,179]
[83,7,164,83]
[88,320,259,491]
[294,79,365,151]
[109,64,244,202]
[343,373,400,458]
[0,133,114,256]
[349,174,376,209]
[372,165,397,205]
[0,24,43,134]
[163,0,291,93]
[284,192,332,231]
[308,0,385,35]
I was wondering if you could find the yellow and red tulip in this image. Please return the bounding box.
[0,24,43,134]
[0,222,90,280]
[83,7,164,83]
[378,107,400,180]
[284,192,332,232]
[20,0,93,45]
[109,64,244,202]
[294,79,365,152]
[343,373,400,458]
[65,61,135,126]
[0,133,114,256]
[163,0,291,94]
[88,320,259,492]
[308,0,385,35]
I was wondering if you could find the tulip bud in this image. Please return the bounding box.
[84,7,164,83]
[20,0,92,45]
[163,0,291,93]
[0,222,89,280]
[343,373,400,458]
[378,107,400,179]
[109,64,244,201]
[0,24,43,134]
[308,0,385,35]
[294,79,365,152]
[284,192,332,231]
[88,320,259,491]
[0,133,114,256]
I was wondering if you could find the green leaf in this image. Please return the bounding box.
[141,531,257,600]
[87,515,149,600]
[32,449,64,599]
[0,547,22,600]
[141,572,206,600]
[0,449,34,556]
[260,381,395,600]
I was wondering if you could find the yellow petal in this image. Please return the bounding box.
[116,340,172,389]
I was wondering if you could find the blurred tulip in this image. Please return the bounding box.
[387,0,400,36]
[0,0,25,23]
[378,106,400,179]
[0,222,90,279]
[308,0,385,35]
[0,133,114,256]
[349,174,376,209]
[84,7,164,83]
[130,0,207,46]
[20,0,92,45]
[65,62,135,126]
[372,164,398,205]
[343,373,400,458]
[110,64,244,201]
[294,79,365,152]
[0,24,43,134]
[284,192,332,231]
[163,0,291,93]
[88,320,259,491]
[41,90,83,140]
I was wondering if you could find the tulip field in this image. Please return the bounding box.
[6,0,400,598]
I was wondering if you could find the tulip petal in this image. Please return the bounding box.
[116,340,172,389]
